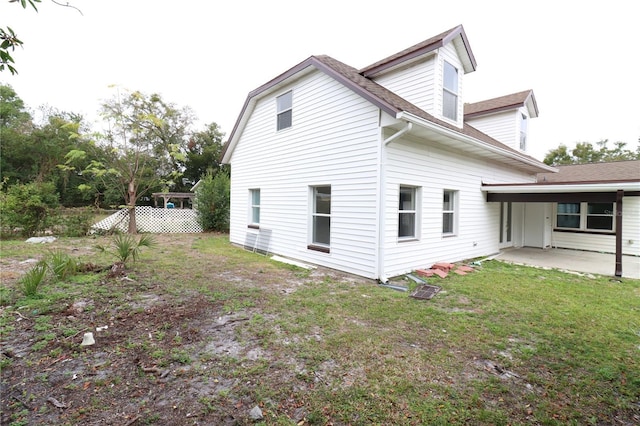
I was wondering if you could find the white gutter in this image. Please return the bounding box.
[383,122,412,145]
[482,182,640,193]
[396,111,557,173]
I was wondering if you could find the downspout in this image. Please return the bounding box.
[384,122,412,145]
[377,121,412,283]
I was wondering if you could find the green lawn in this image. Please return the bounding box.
[1,234,638,425]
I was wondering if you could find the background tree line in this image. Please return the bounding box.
[0,83,229,235]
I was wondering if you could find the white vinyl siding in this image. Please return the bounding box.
[382,135,536,278]
[372,56,436,115]
[228,70,381,278]
[466,108,530,152]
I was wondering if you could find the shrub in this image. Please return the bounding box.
[51,207,95,237]
[0,181,59,237]
[97,233,156,265]
[20,261,49,297]
[47,250,78,281]
[195,171,230,232]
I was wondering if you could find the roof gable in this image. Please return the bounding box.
[464,90,539,119]
[359,25,477,78]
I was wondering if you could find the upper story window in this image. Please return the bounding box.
[519,113,528,150]
[249,189,260,226]
[398,186,418,240]
[276,91,292,131]
[442,61,458,121]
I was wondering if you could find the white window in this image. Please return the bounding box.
[442,61,458,121]
[556,202,614,232]
[398,186,418,239]
[276,91,292,131]
[443,190,457,235]
[311,186,331,249]
[520,113,528,151]
[249,189,260,226]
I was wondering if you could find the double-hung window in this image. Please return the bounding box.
[276,91,292,130]
[249,189,260,227]
[556,202,614,232]
[443,190,457,235]
[398,186,417,239]
[310,186,331,251]
[442,61,458,121]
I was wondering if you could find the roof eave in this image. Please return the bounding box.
[397,111,556,173]
[482,182,640,193]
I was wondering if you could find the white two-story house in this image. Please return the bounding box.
[221,25,639,280]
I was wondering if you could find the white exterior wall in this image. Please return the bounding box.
[381,136,536,279]
[466,110,519,151]
[551,196,640,256]
[228,70,382,278]
[372,57,436,115]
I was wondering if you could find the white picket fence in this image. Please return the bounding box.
[92,206,203,233]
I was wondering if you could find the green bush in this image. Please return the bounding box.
[0,181,59,237]
[195,171,230,232]
[51,207,95,237]
[19,261,49,297]
[97,233,156,265]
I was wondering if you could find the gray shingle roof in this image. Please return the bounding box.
[536,160,640,184]
[464,90,537,118]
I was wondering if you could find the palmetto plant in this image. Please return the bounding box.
[97,233,156,265]
[19,261,48,297]
[47,250,78,281]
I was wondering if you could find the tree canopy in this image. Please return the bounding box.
[543,140,640,166]
[1,0,41,74]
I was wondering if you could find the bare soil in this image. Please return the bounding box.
[0,234,370,425]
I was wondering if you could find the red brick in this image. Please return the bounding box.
[432,268,448,278]
[453,269,467,275]
[432,262,454,272]
[416,269,435,277]
[457,265,475,273]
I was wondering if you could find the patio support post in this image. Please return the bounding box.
[615,190,623,277]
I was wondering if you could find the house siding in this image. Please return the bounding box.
[466,110,520,151]
[372,56,436,116]
[228,70,381,278]
[381,136,536,279]
[551,196,640,256]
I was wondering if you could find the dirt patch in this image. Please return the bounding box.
[0,234,371,425]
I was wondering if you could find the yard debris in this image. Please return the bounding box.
[249,405,264,420]
[25,236,57,244]
[80,332,95,346]
[47,397,67,409]
[416,262,477,279]
[410,284,441,300]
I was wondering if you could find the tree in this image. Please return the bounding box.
[178,122,226,190]
[195,171,230,232]
[1,0,41,74]
[543,140,640,166]
[63,89,194,233]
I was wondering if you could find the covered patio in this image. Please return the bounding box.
[497,247,640,279]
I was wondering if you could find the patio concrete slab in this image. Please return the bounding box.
[497,247,640,280]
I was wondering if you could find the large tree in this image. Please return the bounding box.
[63,89,194,233]
[543,140,640,166]
[177,121,226,191]
[1,0,41,74]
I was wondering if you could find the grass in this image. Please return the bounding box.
[1,233,638,425]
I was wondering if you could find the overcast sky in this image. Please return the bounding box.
[3,0,639,160]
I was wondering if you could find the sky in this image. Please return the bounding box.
[3,0,639,161]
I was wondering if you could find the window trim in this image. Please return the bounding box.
[519,113,528,151]
[248,188,260,228]
[310,185,331,251]
[398,185,419,241]
[442,61,459,121]
[554,202,615,234]
[442,189,458,236]
[276,91,292,131]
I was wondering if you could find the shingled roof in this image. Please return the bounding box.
[464,90,539,118]
[537,160,640,184]
[359,25,476,77]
